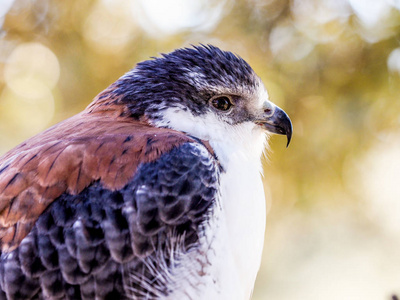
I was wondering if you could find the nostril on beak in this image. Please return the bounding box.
[264,108,272,114]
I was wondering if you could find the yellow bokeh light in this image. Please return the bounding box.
[4,42,60,98]
[133,0,228,36]
[0,86,55,138]
[83,0,138,54]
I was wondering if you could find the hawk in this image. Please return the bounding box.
[0,45,292,299]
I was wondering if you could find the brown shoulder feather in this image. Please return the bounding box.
[0,103,199,252]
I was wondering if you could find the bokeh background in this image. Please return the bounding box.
[1,0,400,299]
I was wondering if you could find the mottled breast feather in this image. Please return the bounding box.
[0,104,205,253]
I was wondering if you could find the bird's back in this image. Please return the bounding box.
[0,110,220,299]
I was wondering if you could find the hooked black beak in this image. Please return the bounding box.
[256,106,293,147]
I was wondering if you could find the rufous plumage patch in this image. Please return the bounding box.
[0,100,200,253]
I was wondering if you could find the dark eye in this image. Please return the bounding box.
[211,96,232,111]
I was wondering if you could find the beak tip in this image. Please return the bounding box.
[286,139,290,148]
[286,127,293,148]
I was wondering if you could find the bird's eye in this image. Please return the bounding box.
[211,96,232,111]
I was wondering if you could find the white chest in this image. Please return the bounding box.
[167,155,266,300]
[208,150,266,300]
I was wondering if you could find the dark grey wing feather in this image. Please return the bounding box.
[0,142,219,300]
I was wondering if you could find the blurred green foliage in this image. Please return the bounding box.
[1,0,400,299]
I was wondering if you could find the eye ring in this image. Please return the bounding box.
[211,96,233,111]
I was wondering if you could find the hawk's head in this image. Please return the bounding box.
[90,45,292,163]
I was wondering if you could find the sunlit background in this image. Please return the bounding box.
[1,0,400,299]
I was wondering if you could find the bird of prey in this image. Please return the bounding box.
[0,45,292,300]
